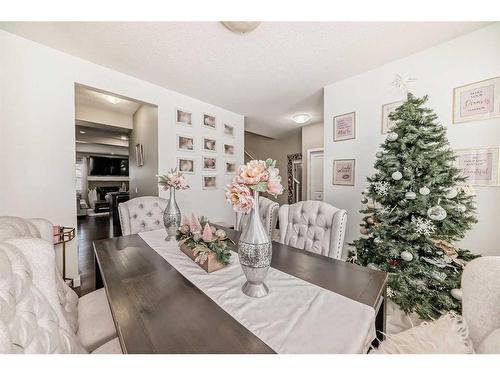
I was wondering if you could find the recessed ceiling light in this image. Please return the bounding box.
[292,114,311,124]
[79,130,86,134]
[105,95,120,105]
[221,21,261,34]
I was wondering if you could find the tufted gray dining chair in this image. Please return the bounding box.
[118,196,168,236]
[278,201,347,259]
[235,196,279,239]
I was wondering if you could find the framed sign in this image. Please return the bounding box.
[453,76,500,123]
[333,159,355,186]
[202,113,217,129]
[333,112,356,141]
[454,148,499,186]
[381,100,404,134]
[177,157,195,174]
[175,108,192,126]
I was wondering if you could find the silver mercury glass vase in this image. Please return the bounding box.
[163,186,181,241]
[237,190,272,298]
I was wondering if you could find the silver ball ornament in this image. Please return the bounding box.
[444,187,458,199]
[450,288,463,301]
[400,251,413,262]
[392,171,403,180]
[405,191,416,200]
[387,132,398,142]
[456,204,466,213]
[360,227,368,235]
[427,205,447,221]
[366,217,374,225]
[376,151,383,158]
[361,197,368,204]
[419,186,430,196]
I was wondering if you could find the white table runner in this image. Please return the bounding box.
[138,229,375,353]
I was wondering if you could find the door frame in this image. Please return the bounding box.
[306,147,324,201]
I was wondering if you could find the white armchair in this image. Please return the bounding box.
[0,216,121,354]
[118,196,167,236]
[235,196,279,239]
[278,201,347,259]
[373,256,500,354]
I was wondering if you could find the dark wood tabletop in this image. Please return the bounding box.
[93,226,387,354]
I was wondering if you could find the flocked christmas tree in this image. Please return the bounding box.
[350,93,478,320]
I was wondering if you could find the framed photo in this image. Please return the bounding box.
[454,148,499,186]
[175,108,192,126]
[203,156,217,171]
[224,124,235,137]
[202,175,217,189]
[381,100,404,134]
[223,144,235,156]
[225,161,237,174]
[135,144,144,167]
[453,76,500,124]
[177,157,195,174]
[333,112,356,141]
[177,134,194,151]
[332,159,355,186]
[202,137,217,152]
[202,113,217,129]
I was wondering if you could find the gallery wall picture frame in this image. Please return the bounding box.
[332,159,356,186]
[381,100,405,134]
[454,147,499,187]
[175,108,193,126]
[176,134,195,152]
[177,157,195,174]
[202,113,217,130]
[135,144,144,167]
[223,144,235,156]
[225,161,237,174]
[202,137,217,153]
[453,76,500,124]
[202,175,217,189]
[203,156,217,171]
[333,112,356,141]
[224,124,235,137]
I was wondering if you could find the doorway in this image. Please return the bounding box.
[307,148,324,201]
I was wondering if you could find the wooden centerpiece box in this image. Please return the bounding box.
[179,242,226,273]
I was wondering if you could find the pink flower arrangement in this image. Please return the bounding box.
[225,158,283,213]
[158,168,189,190]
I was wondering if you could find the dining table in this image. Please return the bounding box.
[93,225,388,354]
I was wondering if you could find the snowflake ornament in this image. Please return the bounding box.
[412,216,436,236]
[373,181,390,196]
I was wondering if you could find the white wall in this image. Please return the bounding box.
[324,23,500,256]
[0,30,244,280]
[129,104,159,198]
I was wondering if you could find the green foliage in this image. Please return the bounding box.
[350,93,478,320]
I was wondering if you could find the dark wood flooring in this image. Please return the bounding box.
[75,214,121,297]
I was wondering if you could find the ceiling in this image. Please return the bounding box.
[0,22,490,138]
[76,84,142,116]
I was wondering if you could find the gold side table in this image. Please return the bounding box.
[54,226,76,286]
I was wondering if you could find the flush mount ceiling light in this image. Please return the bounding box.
[221,21,261,34]
[292,113,311,124]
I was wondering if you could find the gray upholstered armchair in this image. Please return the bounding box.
[278,201,347,259]
[118,196,167,236]
[235,196,279,239]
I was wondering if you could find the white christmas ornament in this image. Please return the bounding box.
[413,216,436,236]
[444,187,458,199]
[376,151,383,158]
[392,171,403,180]
[427,205,447,221]
[400,251,413,261]
[360,227,368,235]
[405,191,417,200]
[373,181,390,196]
[456,204,466,213]
[374,237,382,244]
[387,132,398,142]
[361,197,368,204]
[451,289,463,301]
[419,186,430,195]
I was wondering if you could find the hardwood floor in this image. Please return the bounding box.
[75,214,121,296]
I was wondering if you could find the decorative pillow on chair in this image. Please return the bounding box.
[371,313,474,354]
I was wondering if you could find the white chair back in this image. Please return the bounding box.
[278,200,347,259]
[462,256,500,348]
[118,196,167,235]
[235,196,279,238]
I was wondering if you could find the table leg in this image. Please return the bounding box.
[95,251,103,290]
